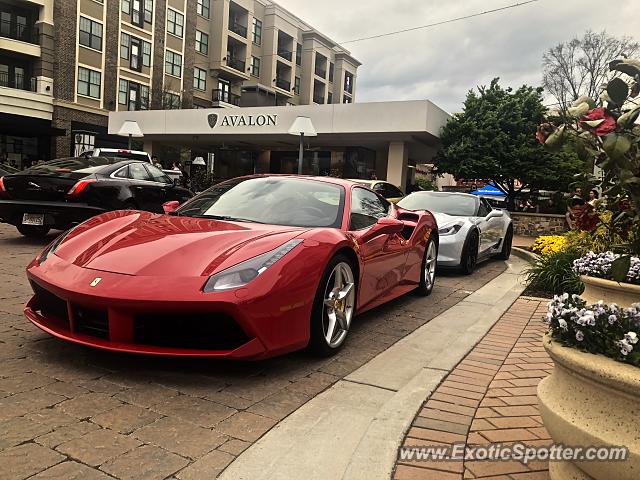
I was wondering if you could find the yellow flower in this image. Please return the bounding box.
[532,235,567,256]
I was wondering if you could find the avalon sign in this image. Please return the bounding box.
[208,113,278,129]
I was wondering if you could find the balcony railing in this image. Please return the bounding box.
[226,56,246,73]
[229,22,247,38]
[275,78,290,92]
[315,67,326,79]
[277,50,292,62]
[0,19,38,44]
[212,89,241,106]
[0,72,37,92]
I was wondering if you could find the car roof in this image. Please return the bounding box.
[408,191,479,200]
[348,179,382,186]
[225,174,371,189]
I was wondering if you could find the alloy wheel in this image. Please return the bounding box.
[424,240,437,290]
[321,262,355,348]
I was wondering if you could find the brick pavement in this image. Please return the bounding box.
[0,224,508,479]
[394,297,552,480]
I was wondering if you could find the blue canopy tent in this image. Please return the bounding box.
[469,184,507,197]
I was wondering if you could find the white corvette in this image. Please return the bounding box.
[397,191,513,274]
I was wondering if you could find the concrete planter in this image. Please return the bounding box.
[538,334,640,480]
[579,275,640,307]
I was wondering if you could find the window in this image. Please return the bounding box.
[120,33,130,59]
[121,0,131,14]
[167,9,184,37]
[140,85,149,109]
[114,166,129,178]
[344,71,353,94]
[131,0,143,26]
[119,80,149,110]
[375,182,404,200]
[194,67,206,90]
[343,95,352,104]
[77,67,101,99]
[252,18,262,45]
[142,41,151,67]
[130,37,142,71]
[79,17,102,51]
[350,188,389,230]
[329,62,334,83]
[163,92,181,109]
[119,79,128,105]
[477,199,491,217]
[327,92,333,104]
[197,0,210,18]
[295,42,302,66]
[195,30,208,55]
[165,50,182,77]
[129,162,152,181]
[144,0,152,23]
[146,164,172,184]
[294,76,300,95]
[250,56,260,77]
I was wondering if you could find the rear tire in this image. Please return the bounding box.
[309,255,356,357]
[497,226,513,260]
[17,225,50,238]
[460,231,479,275]
[415,237,437,296]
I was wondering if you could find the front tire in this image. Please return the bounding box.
[309,255,356,357]
[17,225,51,238]
[415,237,437,296]
[497,225,513,260]
[460,230,479,275]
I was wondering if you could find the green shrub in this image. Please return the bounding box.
[415,177,437,191]
[525,249,584,295]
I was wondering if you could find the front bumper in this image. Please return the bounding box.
[0,199,105,230]
[25,254,314,359]
[437,233,465,267]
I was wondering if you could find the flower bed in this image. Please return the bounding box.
[545,294,640,366]
[531,235,567,256]
[572,251,640,285]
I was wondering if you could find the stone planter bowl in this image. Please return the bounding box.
[580,275,640,308]
[538,334,640,480]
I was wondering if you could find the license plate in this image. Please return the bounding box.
[22,213,44,226]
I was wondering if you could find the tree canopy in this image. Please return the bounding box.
[434,79,585,206]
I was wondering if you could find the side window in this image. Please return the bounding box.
[145,164,172,184]
[128,162,152,181]
[387,184,404,198]
[113,166,129,178]
[350,188,388,230]
[477,199,491,217]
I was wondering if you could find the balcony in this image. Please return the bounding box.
[277,50,292,62]
[229,22,247,38]
[0,71,37,91]
[212,89,241,106]
[227,56,245,73]
[0,19,38,44]
[275,78,290,91]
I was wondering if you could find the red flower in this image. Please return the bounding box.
[579,108,617,136]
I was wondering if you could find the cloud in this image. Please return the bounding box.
[274,0,638,112]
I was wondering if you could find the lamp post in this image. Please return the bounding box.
[288,116,317,175]
[117,120,144,149]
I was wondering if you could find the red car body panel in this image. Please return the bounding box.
[24,176,437,359]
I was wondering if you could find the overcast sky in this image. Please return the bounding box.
[275,0,638,113]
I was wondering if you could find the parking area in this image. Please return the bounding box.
[0,223,507,480]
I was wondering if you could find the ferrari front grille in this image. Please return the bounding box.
[31,282,70,328]
[133,313,249,351]
[73,305,109,339]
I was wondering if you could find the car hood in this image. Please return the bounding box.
[54,210,307,277]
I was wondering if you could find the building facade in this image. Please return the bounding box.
[0,0,360,165]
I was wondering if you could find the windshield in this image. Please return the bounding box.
[17,157,113,177]
[176,177,345,228]
[398,193,478,216]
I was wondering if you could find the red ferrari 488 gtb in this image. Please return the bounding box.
[25,175,438,359]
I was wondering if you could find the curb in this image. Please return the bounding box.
[512,246,539,263]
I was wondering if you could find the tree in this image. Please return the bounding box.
[434,79,585,210]
[542,31,639,109]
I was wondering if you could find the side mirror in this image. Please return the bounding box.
[487,209,503,219]
[162,200,180,214]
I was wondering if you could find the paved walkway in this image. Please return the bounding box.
[0,224,508,480]
[513,235,536,249]
[394,296,551,480]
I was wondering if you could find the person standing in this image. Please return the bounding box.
[566,186,585,229]
[588,189,599,206]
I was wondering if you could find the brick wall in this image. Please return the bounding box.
[151,0,167,109]
[103,0,120,111]
[53,0,77,102]
[182,0,197,109]
[52,106,108,158]
[511,212,568,237]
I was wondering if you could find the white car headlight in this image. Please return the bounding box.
[203,239,303,292]
[438,224,463,236]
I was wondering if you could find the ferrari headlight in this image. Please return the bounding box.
[203,239,303,292]
[438,224,463,236]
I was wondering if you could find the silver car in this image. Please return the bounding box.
[397,191,513,274]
